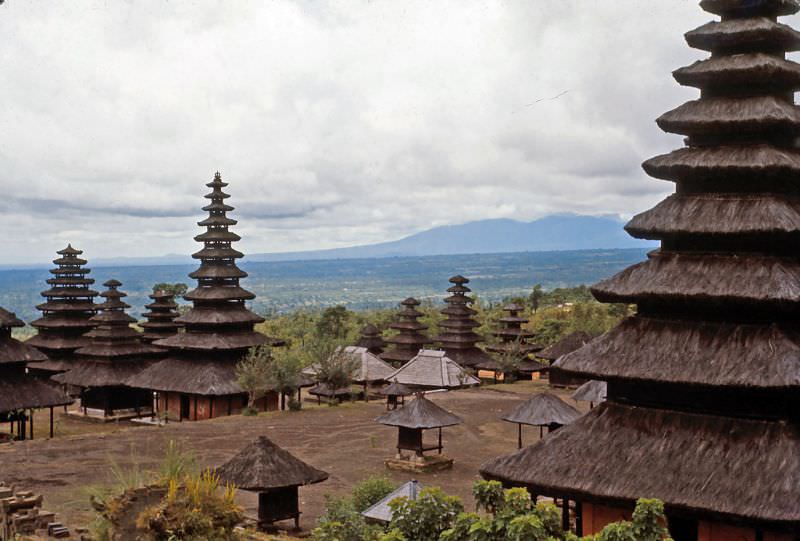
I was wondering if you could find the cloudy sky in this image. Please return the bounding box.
[0,1,764,264]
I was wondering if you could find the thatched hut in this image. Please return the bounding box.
[386,349,479,391]
[537,331,593,387]
[27,245,98,377]
[482,1,800,538]
[216,436,328,530]
[571,380,606,409]
[434,276,493,367]
[303,345,396,402]
[379,380,412,410]
[380,298,431,366]
[0,307,72,440]
[127,173,284,421]
[307,382,353,404]
[376,394,462,471]
[53,280,162,420]
[501,392,580,448]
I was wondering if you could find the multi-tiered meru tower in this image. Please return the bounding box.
[483,303,545,377]
[28,245,98,376]
[482,1,800,538]
[140,290,182,343]
[54,280,162,419]
[379,298,431,366]
[127,172,283,421]
[434,276,492,367]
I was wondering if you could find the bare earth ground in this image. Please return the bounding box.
[0,381,587,534]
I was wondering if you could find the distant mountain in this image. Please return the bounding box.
[86,213,653,268]
[246,214,653,263]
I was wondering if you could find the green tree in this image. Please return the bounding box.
[352,475,396,513]
[388,487,464,541]
[529,284,544,313]
[235,345,272,413]
[266,348,303,411]
[152,282,189,297]
[316,305,352,340]
[313,339,359,392]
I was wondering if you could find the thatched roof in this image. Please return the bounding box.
[686,18,800,52]
[125,357,246,395]
[308,382,352,397]
[302,346,396,384]
[379,381,413,397]
[501,392,581,427]
[362,480,422,523]
[375,394,462,429]
[555,316,800,389]
[537,332,593,362]
[0,372,73,413]
[481,402,800,526]
[571,380,607,404]
[53,360,154,387]
[386,350,479,389]
[216,436,328,491]
[0,308,47,365]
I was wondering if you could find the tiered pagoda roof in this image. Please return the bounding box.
[356,324,386,355]
[127,172,283,396]
[379,298,431,365]
[27,245,98,371]
[140,290,182,343]
[0,307,72,414]
[482,303,545,373]
[482,0,800,532]
[54,280,161,387]
[433,276,492,367]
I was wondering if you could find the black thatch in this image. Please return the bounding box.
[53,360,153,387]
[375,394,462,429]
[537,332,593,362]
[216,436,328,491]
[308,382,352,397]
[571,380,607,404]
[0,374,72,413]
[555,316,800,388]
[501,392,581,427]
[379,381,412,397]
[481,402,800,526]
[125,357,246,395]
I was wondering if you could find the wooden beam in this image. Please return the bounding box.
[49,407,54,438]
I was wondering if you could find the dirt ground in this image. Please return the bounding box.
[0,382,587,534]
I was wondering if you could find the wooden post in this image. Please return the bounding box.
[29,409,33,440]
[518,424,523,449]
[364,382,369,403]
[539,425,544,439]
[438,427,442,454]
[193,396,198,421]
[49,407,54,438]
[228,396,232,416]
[210,396,214,419]
[561,497,570,533]
[575,501,583,536]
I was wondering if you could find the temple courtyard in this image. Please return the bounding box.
[0,382,581,533]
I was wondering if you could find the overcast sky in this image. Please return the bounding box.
[0,1,774,264]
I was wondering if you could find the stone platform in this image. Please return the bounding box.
[384,454,454,473]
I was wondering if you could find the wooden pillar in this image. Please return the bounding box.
[539,425,544,439]
[518,424,523,449]
[29,409,34,440]
[210,396,214,419]
[575,500,583,536]
[227,396,232,416]
[364,382,369,403]
[755,530,764,541]
[49,407,54,439]
[193,396,198,421]
[438,427,442,454]
[561,497,570,533]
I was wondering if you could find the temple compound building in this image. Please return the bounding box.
[380,298,431,366]
[53,280,162,420]
[27,245,98,377]
[434,275,492,367]
[0,308,71,440]
[127,172,284,421]
[482,1,800,539]
[140,290,182,343]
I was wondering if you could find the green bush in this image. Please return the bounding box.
[388,487,464,541]
[352,475,396,513]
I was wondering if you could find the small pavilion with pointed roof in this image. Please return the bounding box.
[380,298,431,366]
[357,324,386,355]
[376,393,463,472]
[140,290,182,343]
[386,349,479,391]
[379,380,412,410]
[571,380,607,409]
[434,276,493,367]
[501,392,581,449]
[0,307,72,441]
[53,280,162,420]
[127,173,284,421]
[27,245,98,376]
[216,436,328,530]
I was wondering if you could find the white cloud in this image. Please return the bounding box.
[0,0,785,264]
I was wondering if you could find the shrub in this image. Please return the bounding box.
[352,475,396,513]
[288,396,302,411]
[388,487,464,541]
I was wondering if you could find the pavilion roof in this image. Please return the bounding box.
[571,380,607,404]
[0,373,73,413]
[362,480,422,523]
[375,394,462,429]
[537,332,594,361]
[386,349,479,389]
[501,392,581,427]
[216,436,328,491]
